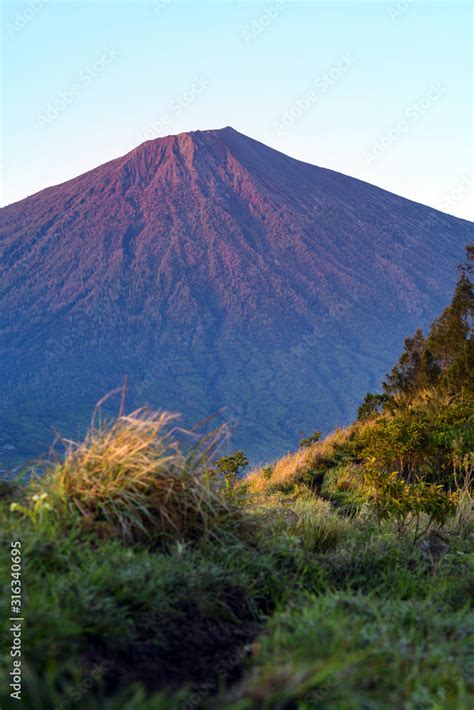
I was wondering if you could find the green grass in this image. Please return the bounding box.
[1,404,473,709]
[0,489,323,707]
[220,592,474,709]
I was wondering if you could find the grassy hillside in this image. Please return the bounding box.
[1,250,473,708]
[1,395,472,708]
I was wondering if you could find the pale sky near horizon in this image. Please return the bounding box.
[1,0,473,220]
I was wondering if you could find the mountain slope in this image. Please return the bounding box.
[0,127,473,464]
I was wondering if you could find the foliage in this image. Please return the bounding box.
[363,458,458,543]
[215,450,249,488]
[351,413,429,479]
[299,430,321,448]
[384,328,440,397]
[357,392,391,420]
[384,245,474,401]
[349,401,474,487]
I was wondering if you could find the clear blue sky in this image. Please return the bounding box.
[1,0,473,219]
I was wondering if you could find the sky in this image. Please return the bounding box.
[1,0,473,220]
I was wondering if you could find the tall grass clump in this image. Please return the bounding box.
[276,496,352,552]
[34,408,252,546]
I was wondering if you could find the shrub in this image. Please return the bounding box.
[214,450,249,488]
[350,414,428,479]
[357,392,391,421]
[262,465,273,480]
[363,458,458,543]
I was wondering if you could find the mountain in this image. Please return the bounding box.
[1,127,473,465]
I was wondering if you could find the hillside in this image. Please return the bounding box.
[1,253,472,707]
[1,127,473,465]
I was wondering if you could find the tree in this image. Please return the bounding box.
[357,393,391,421]
[215,450,249,488]
[426,250,474,395]
[383,329,439,398]
[383,245,473,401]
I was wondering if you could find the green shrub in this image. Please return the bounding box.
[214,450,249,488]
[363,459,458,543]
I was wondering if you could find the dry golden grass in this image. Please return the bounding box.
[39,408,249,545]
[243,446,314,495]
[244,424,364,495]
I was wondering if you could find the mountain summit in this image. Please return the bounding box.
[1,127,472,463]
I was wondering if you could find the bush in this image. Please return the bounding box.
[363,458,458,543]
[357,392,391,421]
[214,450,249,488]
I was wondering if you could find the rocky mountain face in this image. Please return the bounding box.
[1,127,472,464]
